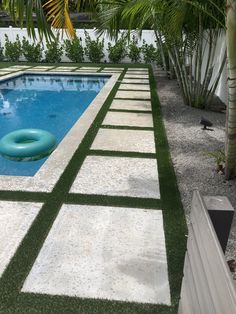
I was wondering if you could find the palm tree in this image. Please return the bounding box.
[225,0,236,179]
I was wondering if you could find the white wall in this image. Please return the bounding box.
[0,27,228,104]
[0,27,156,63]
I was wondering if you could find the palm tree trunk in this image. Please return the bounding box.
[225,0,236,179]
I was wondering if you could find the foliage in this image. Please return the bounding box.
[128,36,141,63]
[64,36,84,62]
[107,36,127,63]
[141,40,157,64]
[207,150,225,173]
[21,37,43,62]
[4,34,22,62]
[44,38,63,63]
[0,44,4,62]
[84,30,104,63]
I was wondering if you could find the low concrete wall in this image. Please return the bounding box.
[178,190,236,314]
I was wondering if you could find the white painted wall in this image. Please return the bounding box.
[0,27,156,63]
[0,27,228,104]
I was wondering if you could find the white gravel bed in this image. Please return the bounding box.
[155,74,236,281]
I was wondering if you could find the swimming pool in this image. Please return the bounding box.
[0,74,109,176]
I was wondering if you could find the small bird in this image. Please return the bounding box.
[200,117,213,130]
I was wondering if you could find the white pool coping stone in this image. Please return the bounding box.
[110,99,152,111]
[103,111,153,127]
[0,71,119,192]
[70,155,160,199]
[91,128,155,153]
[0,201,42,277]
[22,204,170,305]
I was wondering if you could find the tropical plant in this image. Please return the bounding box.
[128,36,141,63]
[141,40,157,64]
[4,34,22,61]
[44,38,63,63]
[84,30,104,63]
[107,36,127,63]
[64,36,84,62]
[0,44,4,61]
[22,37,43,62]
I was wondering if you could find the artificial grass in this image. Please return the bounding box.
[0,63,187,314]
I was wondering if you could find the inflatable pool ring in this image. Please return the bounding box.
[0,129,57,161]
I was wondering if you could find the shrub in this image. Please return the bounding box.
[4,34,22,62]
[107,37,127,63]
[64,36,84,62]
[44,38,63,63]
[128,36,141,63]
[0,44,4,61]
[141,40,158,64]
[84,31,104,63]
[22,37,42,62]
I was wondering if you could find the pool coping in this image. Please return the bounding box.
[0,71,120,192]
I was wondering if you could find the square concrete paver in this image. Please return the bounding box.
[91,128,155,153]
[70,156,160,198]
[22,204,170,305]
[103,111,153,127]
[75,69,99,72]
[126,71,149,75]
[9,65,31,69]
[104,67,124,71]
[110,99,152,111]
[115,90,151,100]
[80,67,101,70]
[0,201,42,277]
[119,83,150,91]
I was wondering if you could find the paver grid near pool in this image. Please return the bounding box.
[0,64,187,313]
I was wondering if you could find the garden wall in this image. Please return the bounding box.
[0,27,228,104]
[0,27,156,63]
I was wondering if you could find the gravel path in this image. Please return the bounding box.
[155,71,236,280]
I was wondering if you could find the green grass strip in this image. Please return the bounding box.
[66,193,161,209]
[149,66,187,311]
[89,149,156,159]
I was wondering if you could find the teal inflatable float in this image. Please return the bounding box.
[0,129,57,161]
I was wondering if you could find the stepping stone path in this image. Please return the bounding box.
[0,66,171,309]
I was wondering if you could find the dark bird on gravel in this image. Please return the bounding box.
[200,117,213,130]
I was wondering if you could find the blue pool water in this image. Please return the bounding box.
[0,74,109,176]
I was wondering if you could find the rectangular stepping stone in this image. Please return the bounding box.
[110,99,152,111]
[128,68,149,72]
[75,69,99,72]
[22,204,170,304]
[32,66,55,69]
[0,72,10,76]
[91,128,155,153]
[126,71,149,75]
[70,155,159,198]
[115,90,151,100]
[103,111,153,127]
[50,68,75,72]
[0,68,19,72]
[101,70,122,73]
[9,65,32,69]
[124,74,149,79]
[0,201,42,277]
[104,67,124,71]
[122,78,150,84]
[54,66,78,70]
[80,67,101,70]
[119,83,150,91]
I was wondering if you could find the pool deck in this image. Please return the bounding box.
[0,65,186,313]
